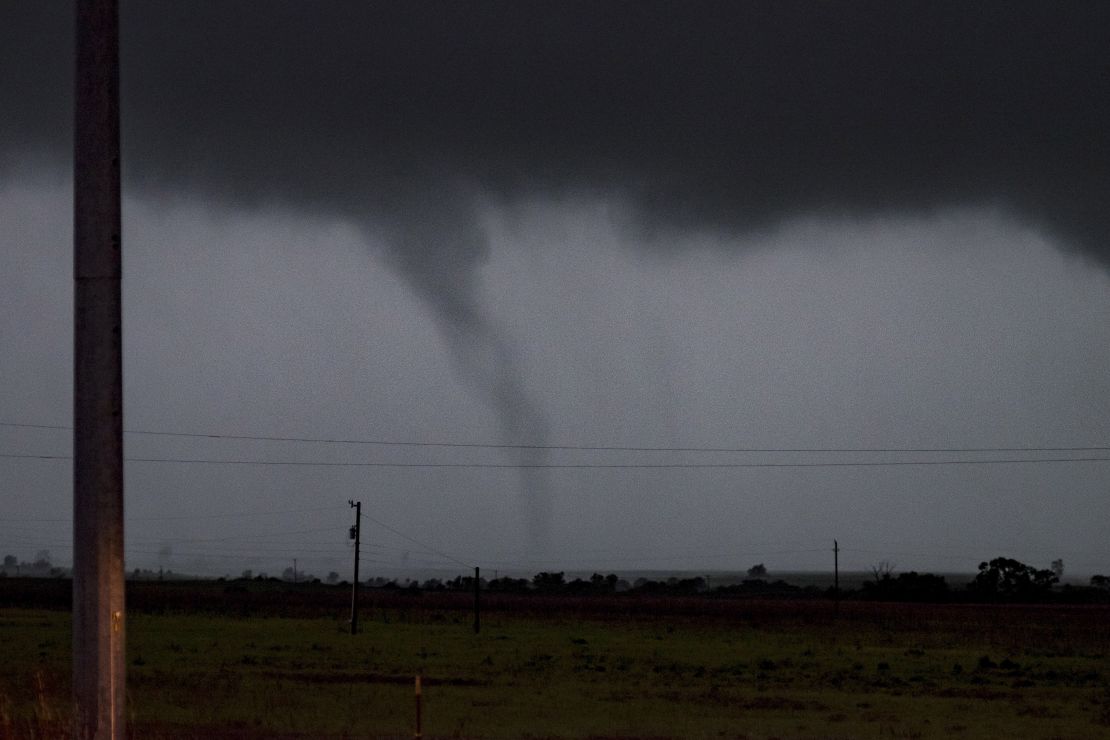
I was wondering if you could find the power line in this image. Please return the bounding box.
[1,504,348,524]
[122,538,360,550]
[4,536,1105,571]
[3,421,1107,454]
[139,526,346,544]
[473,548,831,569]
[4,451,1110,468]
[127,550,385,564]
[359,512,472,567]
[0,527,353,548]
[129,505,348,521]
[154,547,352,556]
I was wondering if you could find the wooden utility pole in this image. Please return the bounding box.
[349,500,361,634]
[73,0,125,736]
[473,566,480,634]
[414,675,423,739]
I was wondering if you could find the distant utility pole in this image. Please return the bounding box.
[473,566,480,634]
[349,501,361,634]
[293,559,298,584]
[833,540,840,614]
[73,0,125,737]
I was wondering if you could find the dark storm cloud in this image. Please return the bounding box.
[3,1,1109,545]
[4,1,1109,261]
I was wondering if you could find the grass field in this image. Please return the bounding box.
[3,588,1110,738]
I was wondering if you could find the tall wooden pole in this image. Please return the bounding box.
[73,0,125,736]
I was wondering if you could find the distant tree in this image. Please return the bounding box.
[565,572,620,594]
[532,571,566,593]
[565,577,590,594]
[631,578,666,594]
[971,557,1058,601]
[868,560,895,582]
[630,576,706,595]
[861,571,949,602]
[326,571,339,584]
[747,563,768,578]
[33,550,51,568]
[281,567,296,581]
[675,576,706,594]
[2,554,15,569]
[717,578,802,597]
[487,577,530,593]
[1051,559,1065,579]
[446,574,479,591]
[1090,575,1110,590]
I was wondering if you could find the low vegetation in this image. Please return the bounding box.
[3,577,1110,738]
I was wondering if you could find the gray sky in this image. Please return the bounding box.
[1,2,1109,579]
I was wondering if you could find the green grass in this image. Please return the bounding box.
[2,605,1110,738]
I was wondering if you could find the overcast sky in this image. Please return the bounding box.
[1,2,1109,579]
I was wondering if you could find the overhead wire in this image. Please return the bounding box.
[3,420,1108,453]
[358,511,472,567]
[471,548,832,569]
[1,504,348,524]
[4,420,1107,573]
[4,451,1110,468]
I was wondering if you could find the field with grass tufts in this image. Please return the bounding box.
[2,582,1110,738]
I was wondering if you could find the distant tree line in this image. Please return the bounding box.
[331,557,1110,604]
[0,551,67,578]
[7,550,1109,604]
[322,571,822,599]
[852,557,1109,604]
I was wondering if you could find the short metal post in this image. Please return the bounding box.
[414,675,423,739]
